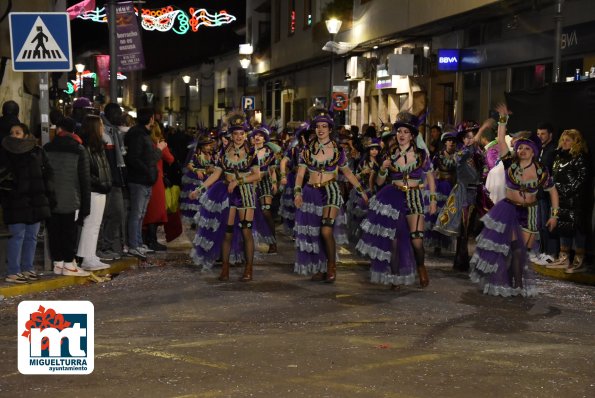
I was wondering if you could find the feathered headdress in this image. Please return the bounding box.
[308,106,334,127]
[225,110,247,133]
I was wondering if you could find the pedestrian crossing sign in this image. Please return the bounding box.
[9,12,72,72]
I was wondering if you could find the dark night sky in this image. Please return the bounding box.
[68,0,245,76]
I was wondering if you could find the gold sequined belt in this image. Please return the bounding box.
[393,183,424,192]
[308,179,336,188]
[504,198,537,208]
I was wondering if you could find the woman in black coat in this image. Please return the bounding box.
[549,129,589,273]
[0,123,54,283]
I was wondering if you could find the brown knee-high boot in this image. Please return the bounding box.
[218,262,230,281]
[417,265,429,288]
[239,223,254,282]
[321,224,336,283]
[219,231,233,281]
[411,235,429,288]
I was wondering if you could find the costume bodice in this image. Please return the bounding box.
[254,145,276,172]
[217,145,256,175]
[385,147,430,182]
[299,140,347,175]
[433,150,457,173]
[501,152,553,194]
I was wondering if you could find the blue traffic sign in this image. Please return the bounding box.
[242,96,255,111]
[9,12,72,72]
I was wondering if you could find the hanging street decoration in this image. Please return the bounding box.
[76,5,236,35]
[64,70,127,95]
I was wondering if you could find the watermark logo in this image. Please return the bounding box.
[18,301,94,374]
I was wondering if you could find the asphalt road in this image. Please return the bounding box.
[0,231,593,398]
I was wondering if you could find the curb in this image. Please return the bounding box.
[0,257,139,299]
[531,263,595,286]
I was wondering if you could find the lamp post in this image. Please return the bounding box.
[141,83,148,106]
[239,44,253,100]
[182,75,191,130]
[325,18,342,109]
[75,63,85,97]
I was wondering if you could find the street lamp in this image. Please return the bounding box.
[75,63,85,97]
[141,83,148,106]
[239,44,253,70]
[325,18,342,108]
[182,75,191,130]
[239,58,251,69]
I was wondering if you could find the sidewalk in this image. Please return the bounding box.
[0,233,195,300]
[531,262,595,286]
[0,257,139,299]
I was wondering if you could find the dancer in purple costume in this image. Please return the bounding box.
[189,113,260,281]
[179,135,216,223]
[346,137,380,244]
[251,125,281,253]
[470,103,559,296]
[356,112,437,289]
[294,108,368,283]
[279,122,309,238]
[425,129,457,252]
[434,121,489,271]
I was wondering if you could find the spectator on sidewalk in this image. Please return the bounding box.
[76,115,112,270]
[44,117,91,277]
[71,97,95,134]
[98,103,127,260]
[0,100,20,140]
[142,123,172,252]
[124,108,161,259]
[0,123,55,283]
[549,129,589,273]
[534,122,559,266]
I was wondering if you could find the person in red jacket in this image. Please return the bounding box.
[143,123,173,251]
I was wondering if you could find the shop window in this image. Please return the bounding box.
[264,81,283,119]
[489,68,508,110]
[511,64,551,91]
[442,83,454,125]
[274,0,281,43]
[560,58,584,81]
[265,82,273,118]
[463,72,481,122]
[294,98,308,121]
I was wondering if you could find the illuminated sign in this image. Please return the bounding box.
[438,49,482,71]
[64,71,126,95]
[77,6,236,35]
[437,49,459,71]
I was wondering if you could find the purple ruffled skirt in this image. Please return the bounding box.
[190,181,245,271]
[469,199,538,297]
[345,187,369,245]
[278,171,296,237]
[253,203,276,246]
[180,171,204,223]
[355,185,417,285]
[294,185,348,275]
